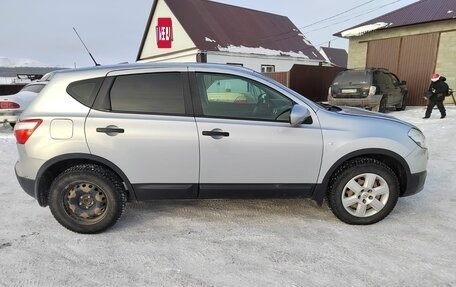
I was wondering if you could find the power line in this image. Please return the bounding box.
[246,0,401,48]
[298,0,377,30]
[251,0,405,49]
[302,0,403,35]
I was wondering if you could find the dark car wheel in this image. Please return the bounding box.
[396,93,407,111]
[328,158,399,225]
[49,164,127,234]
[378,97,387,113]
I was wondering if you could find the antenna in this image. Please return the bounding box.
[73,27,100,66]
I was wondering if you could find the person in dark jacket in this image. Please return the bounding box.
[423,73,448,119]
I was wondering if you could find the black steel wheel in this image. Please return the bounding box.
[49,164,126,234]
[327,158,399,225]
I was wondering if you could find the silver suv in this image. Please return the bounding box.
[15,63,428,233]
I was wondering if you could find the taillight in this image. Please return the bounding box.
[368,86,377,96]
[14,119,42,144]
[0,101,20,109]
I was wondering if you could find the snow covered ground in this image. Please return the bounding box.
[1,106,455,286]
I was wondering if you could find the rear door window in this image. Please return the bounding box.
[109,73,185,115]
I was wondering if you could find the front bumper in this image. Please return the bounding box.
[402,170,427,197]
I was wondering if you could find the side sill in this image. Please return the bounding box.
[133,184,198,200]
[199,184,315,199]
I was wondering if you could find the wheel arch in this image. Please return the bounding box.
[312,148,411,205]
[34,153,135,207]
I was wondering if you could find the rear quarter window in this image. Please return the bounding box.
[66,77,104,107]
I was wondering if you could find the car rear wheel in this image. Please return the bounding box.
[396,93,407,111]
[49,164,127,234]
[328,158,399,225]
[378,97,387,113]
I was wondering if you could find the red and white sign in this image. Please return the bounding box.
[156,18,173,48]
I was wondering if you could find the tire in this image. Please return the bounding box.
[378,97,387,113]
[396,93,407,111]
[49,164,127,234]
[327,158,399,225]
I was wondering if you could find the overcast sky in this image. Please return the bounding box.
[0,0,417,68]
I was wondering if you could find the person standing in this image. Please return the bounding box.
[423,73,448,119]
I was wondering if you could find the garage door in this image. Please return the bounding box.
[366,33,440,106]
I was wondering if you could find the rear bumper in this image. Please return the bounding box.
[15,166,36,199]
[328,94,382,109]
[402,170,427,197]
[0,111,20,123]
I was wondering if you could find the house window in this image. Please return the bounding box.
[261,65,275,73]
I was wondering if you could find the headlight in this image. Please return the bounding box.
[408,128,426,148]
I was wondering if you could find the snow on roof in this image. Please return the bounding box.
[335,0,456,37]
[341,22,391,38]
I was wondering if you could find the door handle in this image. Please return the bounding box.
[202,130,229,137]
[96,126,124,135]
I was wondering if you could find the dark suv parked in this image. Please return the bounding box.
[328,68,408,113]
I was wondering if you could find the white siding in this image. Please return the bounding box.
[207,52,324,72]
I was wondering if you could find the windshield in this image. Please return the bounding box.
[332,70,370,86]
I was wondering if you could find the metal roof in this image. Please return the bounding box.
[138,0,324,61]
[335,0,456,37]
[319,47,348,68]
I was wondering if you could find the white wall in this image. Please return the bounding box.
[138,50,327,72]
[137,49,199,63]
[207,52,324,72]
[139,0,197,61]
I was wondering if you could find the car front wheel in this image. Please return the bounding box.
[49,164,127,234]
[328,158,399,225]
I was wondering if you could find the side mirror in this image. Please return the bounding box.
[290,105,311,127]
[401,80,407,85]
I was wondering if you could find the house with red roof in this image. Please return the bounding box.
[335,0,456,106]
[318,47,347,68]
[137,0,327,72]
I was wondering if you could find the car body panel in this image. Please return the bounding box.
[85,111,200,184]
[196,116,323,184]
